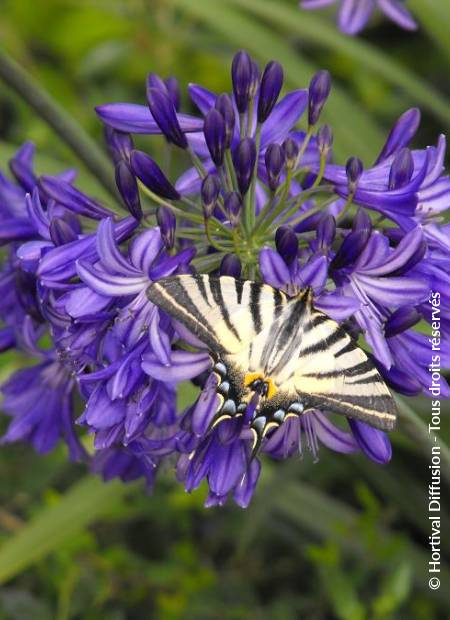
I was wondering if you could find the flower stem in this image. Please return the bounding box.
[0,48,119,202]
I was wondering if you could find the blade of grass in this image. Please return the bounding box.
[0,47,118,201]
[169,0,384,160]
[0,476,129,584]
[227,0,450,127]
[409,0,450,63]
[275,480,450,604]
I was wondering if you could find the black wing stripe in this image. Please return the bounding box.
[303,359,375,379]
[193,273,211,307]
[250,281,262,332]
[208,277,241,341]
[351,374,383,385]
[147,281,224,352]
[308,393,396,430]
[270,298,309,373]
[302,313,329,333]
[300,327,347,358]
[334,341,357,358]
[273,289,284,320]
[235,278,244,304]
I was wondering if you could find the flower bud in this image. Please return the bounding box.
[147,72,168,93]
[115,160,142,220]
[345,156,363,191]
[249,60,260,99]
[156,206,176,250]
[389,148,414,190]
[281,137,299,169]
[316,214,336,248]
[201,174,221,218]
[231,50,253,113]
[220,254,242,278]
[376,108,420,164]
[275,225,298,265]
[130,150,180,201]
[257,61,283,124]
[164,76,181,111]
[104,127,134,164]
[317,124,333,157]
[146,87,188,149]
[215,94,235,148]
[265,143,285,191]
[308,70,331,126]
[225,192,242,227]
[204,109,226,167]
[232,137,256,195]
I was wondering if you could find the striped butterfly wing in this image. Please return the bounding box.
[148,276,397,433]
[291,308,397,431]
[147,274,288,355]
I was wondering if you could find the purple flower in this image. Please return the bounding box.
[301,0,417,35]
[0,50,448,509]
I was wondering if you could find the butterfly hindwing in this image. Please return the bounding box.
[291,308,397,430]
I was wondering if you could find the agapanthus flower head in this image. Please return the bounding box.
[300,0,417,35]
[1,49,448,510]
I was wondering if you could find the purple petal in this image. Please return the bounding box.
[259,248,290,288]
[338,0,375,35]
[356,274,429,307]
[129,228,164,274]
[77,260,147,296]
[96,103,203,134]
[348,419,392,464]
[191,374,220,435]
[40,176,112,220]
[142,350,211,382]
[188,84,216,114]
[260,90,308,148]
[208,440,247,497]
[315,292,361,321]
[97,218,140,276]
[233,459,261,508]
[359,227,424,276]
[313,411,359,453]
[375,108,421,165]
[62,286,111,318]
[378,0,417,30]
[25,190,50,240]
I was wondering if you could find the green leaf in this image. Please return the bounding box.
[227,0,450,127]
[168,0,385,160]
[0,476,129,584]
[409,0,450,63]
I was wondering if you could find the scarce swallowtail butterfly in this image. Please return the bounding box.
[147,275,397,456]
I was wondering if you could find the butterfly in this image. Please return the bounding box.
[147,274,397,455]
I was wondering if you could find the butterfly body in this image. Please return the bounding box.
[147,275,397,451]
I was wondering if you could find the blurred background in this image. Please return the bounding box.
[0,1,449,618]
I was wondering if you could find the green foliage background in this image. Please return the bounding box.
[0,1,449,618]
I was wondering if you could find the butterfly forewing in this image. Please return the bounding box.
[148,274,287,355]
